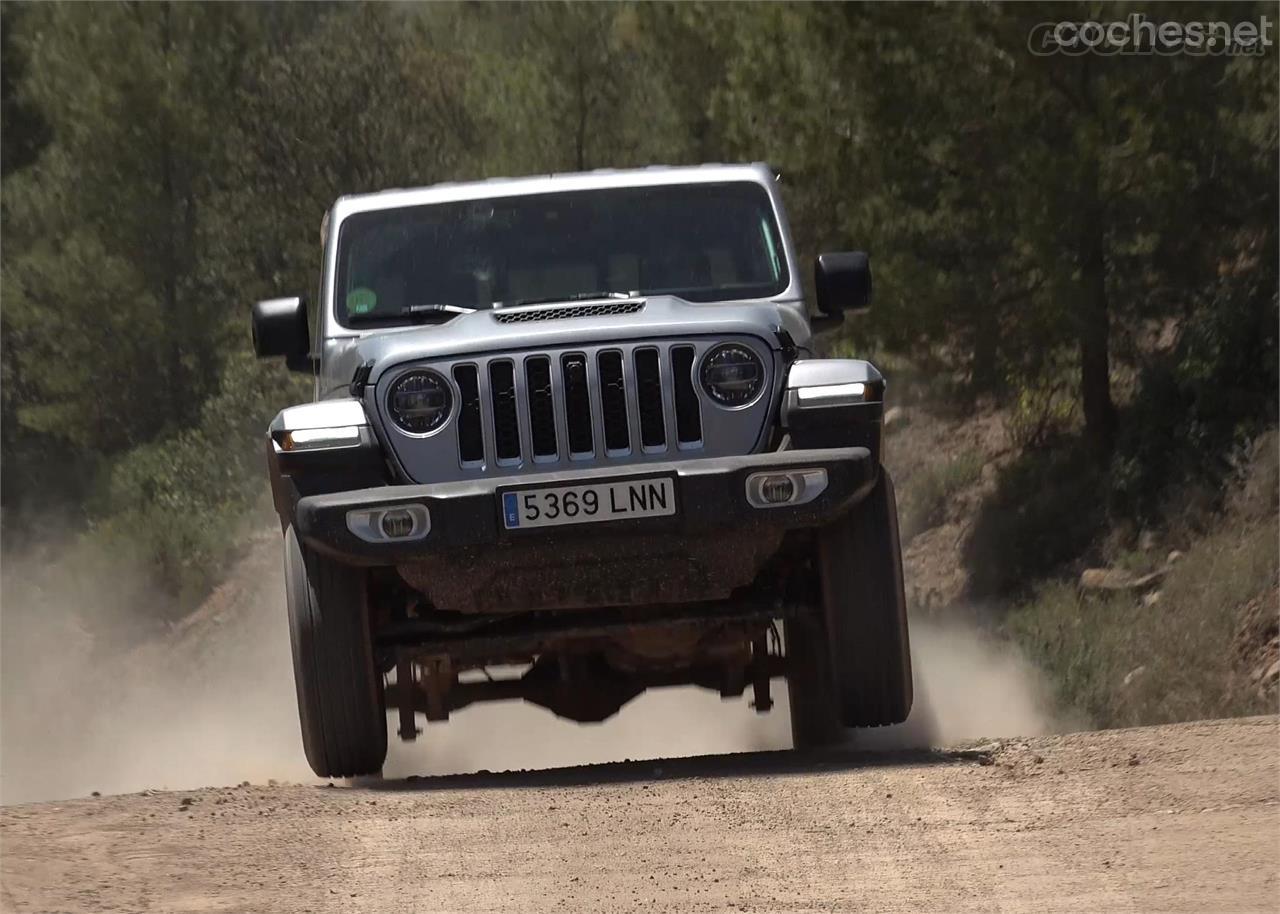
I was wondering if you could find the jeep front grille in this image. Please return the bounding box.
[378,337,774,482]
[469,343,708,467]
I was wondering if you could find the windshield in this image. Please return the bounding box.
[333,182,788,326]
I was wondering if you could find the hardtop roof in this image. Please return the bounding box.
[330,163,778,221]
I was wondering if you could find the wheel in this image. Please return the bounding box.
[786,470,913,747]
[283,525,387,778]
[823,469,913,726]
[785,613,844,749]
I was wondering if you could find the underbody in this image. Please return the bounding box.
[293,445,878,728]
[307,450,877,730]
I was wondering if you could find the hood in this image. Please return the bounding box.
[320,295,809,394]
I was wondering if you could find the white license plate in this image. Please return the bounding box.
[501,476,676,530]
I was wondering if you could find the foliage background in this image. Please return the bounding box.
[2,1,1276,616]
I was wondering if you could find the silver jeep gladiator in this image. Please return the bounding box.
[251,163,911,778]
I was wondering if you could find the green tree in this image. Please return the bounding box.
[463,2,691,174]
[215,3,479,311]
[1,2,54,510]
[702,2,1277,461]
[2,4,264,462]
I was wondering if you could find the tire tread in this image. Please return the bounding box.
[285,527,386,778]
[818,471,913,729]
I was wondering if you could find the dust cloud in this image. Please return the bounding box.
[0,534,312,805]
[1,532,1068,804]
[843,617,1078,751]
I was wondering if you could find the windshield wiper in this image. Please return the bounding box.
[348,303,477,325]
[498,290,639,308]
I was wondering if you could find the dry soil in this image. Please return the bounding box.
[2,715,1276,913]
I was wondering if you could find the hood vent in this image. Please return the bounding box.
[492,300,644,324]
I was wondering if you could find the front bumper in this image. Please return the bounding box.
[295,446,877,566]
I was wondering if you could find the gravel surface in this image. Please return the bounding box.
[2,716,1276,913]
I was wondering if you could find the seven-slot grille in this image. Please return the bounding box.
[450,344,707,468]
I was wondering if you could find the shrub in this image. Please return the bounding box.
[963,440,1108,596]
[90,353,305,614]
[898,448,983,542]
[1006,509,1277,729]
[1111,279,1278,524]
[1004,353,1079,451]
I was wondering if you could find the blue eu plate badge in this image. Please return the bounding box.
[502,492,520,528]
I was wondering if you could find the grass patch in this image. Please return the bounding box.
[898,448,984,541]
[1005,511,1278,729]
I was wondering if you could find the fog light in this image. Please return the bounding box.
[380,509,416,538]
[745,469,829,509]
[346,504,430,543]
[759,475,796,504]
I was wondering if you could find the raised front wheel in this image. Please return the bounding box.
[283,526,387,778]
[787,470,913,748]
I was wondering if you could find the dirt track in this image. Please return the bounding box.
[1,716,1277,913]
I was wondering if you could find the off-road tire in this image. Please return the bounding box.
[284,526,387,778]
[787,470,913,748]
[785,612,844,749]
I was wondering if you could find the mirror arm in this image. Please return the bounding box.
[285,352,318,373]
[809,312,845,334]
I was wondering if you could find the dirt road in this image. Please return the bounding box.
[2,716,1276,914]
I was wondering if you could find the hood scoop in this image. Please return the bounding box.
[492,300,645,324]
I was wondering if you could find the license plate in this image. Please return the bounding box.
[501,476,676,530]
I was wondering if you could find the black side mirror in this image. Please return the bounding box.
[252,296,312,372]
[814,251,872,316]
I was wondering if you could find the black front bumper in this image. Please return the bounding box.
[295,446,878,566]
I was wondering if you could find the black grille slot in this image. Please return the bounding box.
[672,345,702,443]
[562,354,593,455]
[598,351,629,452]
[634,349,665,448]
[489,361,520,461]
[525,356,557,458]
[454,365,484,463]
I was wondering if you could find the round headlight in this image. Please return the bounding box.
[387,370,452,434]
[700,344,765,407]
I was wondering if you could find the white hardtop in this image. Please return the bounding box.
[330,163,779,222]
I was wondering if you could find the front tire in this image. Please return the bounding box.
[284,526,387,778]
[787,470,913,748]
[785,613,844,749]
